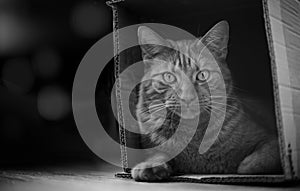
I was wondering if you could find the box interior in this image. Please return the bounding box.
[108,0,288,181]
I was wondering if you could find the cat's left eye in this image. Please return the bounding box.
[196,70,210,82]
[162,72,176,83]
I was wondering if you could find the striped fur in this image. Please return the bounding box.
[131,21,281,181]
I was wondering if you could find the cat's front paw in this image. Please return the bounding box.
[131,161,171,182]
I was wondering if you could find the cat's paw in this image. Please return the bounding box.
[131,161,171,182]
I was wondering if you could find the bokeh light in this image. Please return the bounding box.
[32,48,61,79]
[70,2,110,38]
[0,13,38,55]
[1,58,35,94]
[0,13,21,54]
[37,86,70,121]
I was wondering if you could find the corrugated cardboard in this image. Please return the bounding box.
[107,0,300,183]
[265,0,300,180]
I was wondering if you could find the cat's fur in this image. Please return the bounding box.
[131,21,282,181]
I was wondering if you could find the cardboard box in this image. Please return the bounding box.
[107,0,300,183]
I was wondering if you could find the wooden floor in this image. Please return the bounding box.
[1,165,299,191]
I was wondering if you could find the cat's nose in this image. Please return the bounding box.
[181,97,196,106]
[179,84,197,106]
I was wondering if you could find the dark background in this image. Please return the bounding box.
[0,0,113,168]
[0,0,276,169]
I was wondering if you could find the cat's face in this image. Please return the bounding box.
[138,21,230,120]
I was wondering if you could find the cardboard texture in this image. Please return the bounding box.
[266,0,300,179]
[107,0,300,183]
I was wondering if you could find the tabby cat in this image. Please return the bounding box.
[131,21,282,181]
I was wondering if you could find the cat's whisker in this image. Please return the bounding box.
[149,105,167,111]
[207,109,226,118]
[142,99,166,104]
[209,101,239,111]
[230,84,249,93]
[211,105,238,112]
[210,95,239,100]
[148,104,166,109]
[203,106,224,117]
[205,105,227,115]
[201,106,210,114]
[166,102,178,105]
[141,104,164,109]
[167,103,180,107]
[139,105,166,114]
[210,97,240,103]
[150,107,168,115]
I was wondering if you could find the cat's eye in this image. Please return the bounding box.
[162,72,176,83]
[196,70,210,82]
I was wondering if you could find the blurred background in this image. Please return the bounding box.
[0,0,115,168]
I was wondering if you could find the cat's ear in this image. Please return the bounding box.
[199,21,229,59]
[138,26,168,59]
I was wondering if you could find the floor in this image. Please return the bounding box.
[1,166,299,191]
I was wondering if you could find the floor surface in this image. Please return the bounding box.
[1,166,299,191]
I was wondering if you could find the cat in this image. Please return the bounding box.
[131,21,282,181]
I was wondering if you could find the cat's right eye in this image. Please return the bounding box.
[162,72,176,83]
[196,70,210,83]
